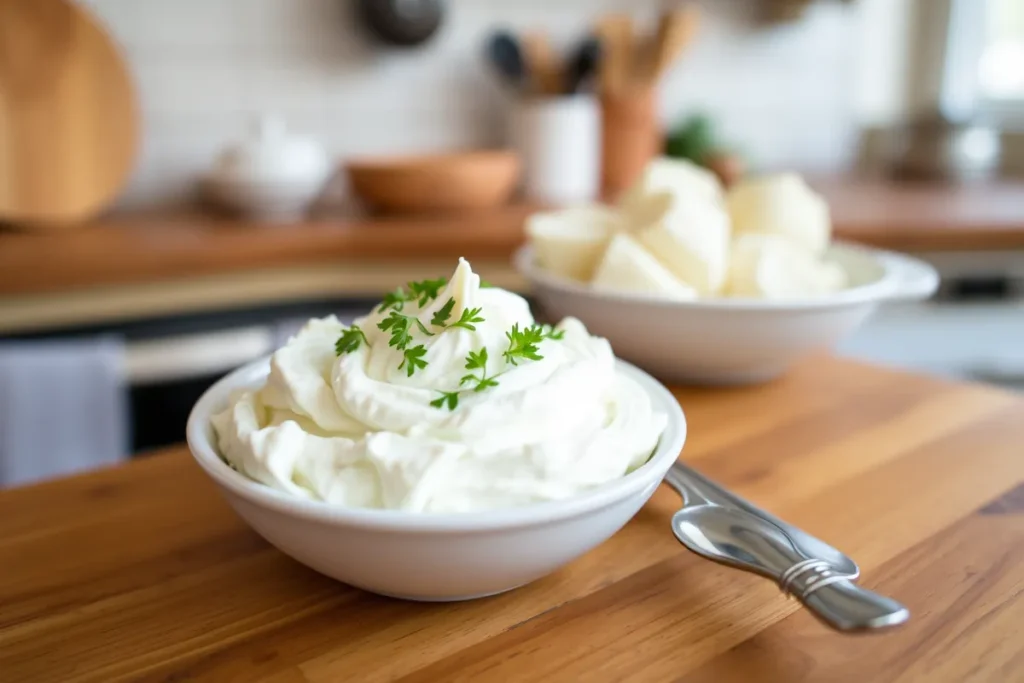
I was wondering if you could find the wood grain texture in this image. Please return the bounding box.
[1,357,1023,682]
[0,0,138,227]
[0,180,1022,298]
[0,206,538,298]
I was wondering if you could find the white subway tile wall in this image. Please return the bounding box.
[81,0,860,209]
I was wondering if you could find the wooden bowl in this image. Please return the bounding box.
[346,151,520,214]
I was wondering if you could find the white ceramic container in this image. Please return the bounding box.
[186,358,686,601]
[515,242,940,385]
[510,95,601,205]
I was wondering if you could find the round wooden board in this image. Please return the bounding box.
[0,0,139,229]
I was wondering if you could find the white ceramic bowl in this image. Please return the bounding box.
[186,358,686,601]
[515,242,939,385]
[202,175,325,222]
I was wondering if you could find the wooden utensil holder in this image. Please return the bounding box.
[600,88,660,200]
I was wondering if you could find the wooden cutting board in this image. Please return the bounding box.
[0,0,138,229]
[1,357,1022,682]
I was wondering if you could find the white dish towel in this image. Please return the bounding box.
[0,337,128,488]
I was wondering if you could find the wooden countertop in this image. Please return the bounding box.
[3,356,1022,682]
[1,180,1023,300]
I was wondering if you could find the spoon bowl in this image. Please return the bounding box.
[671,503,910,632]
[664,462,859,577]
[672,504,792,579]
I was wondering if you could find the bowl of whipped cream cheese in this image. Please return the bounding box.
[517,158,939,385]
[187,259,686,601]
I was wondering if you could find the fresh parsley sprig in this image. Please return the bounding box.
[378,310,434,352]
[378,287,410,313]
[460,347,499,392]
[342,271,566,389]
[431,347,499,411]
[451,306,485,331]
[430,391,460,411]
[429,297,455,327]
[430,297,486,331]
[502,323,564,366]
[334,325,369,356]
[408,278,447,306]
[379,277,449,313]
[429,324,565,411]
[399,344,428,377]
[503,323,544,365]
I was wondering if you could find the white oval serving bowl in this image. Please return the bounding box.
[186,358,686,601]
[515,242,939,385]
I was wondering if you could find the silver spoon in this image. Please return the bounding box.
[664,463,860,577]
[669,476,909,632]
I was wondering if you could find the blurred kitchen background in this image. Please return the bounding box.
[1,0,1022,486]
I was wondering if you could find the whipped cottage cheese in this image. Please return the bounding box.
[212,259,667,513]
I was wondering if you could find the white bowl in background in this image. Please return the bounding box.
[202,175,325,222]
[186,358,686,601]
[515,242,939,385]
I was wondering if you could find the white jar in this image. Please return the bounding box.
[510,95,601,205]
[205,115,330,222]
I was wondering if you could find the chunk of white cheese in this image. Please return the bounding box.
[526,205,622,281]
[618,157,724,231]
[725,233,847,299]
[726,173,831,254]
[636,197,731,296]
[591,233,698,299]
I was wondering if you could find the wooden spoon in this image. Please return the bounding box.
[594,15,633,95]
[521,30,563,96]
[645,6,700,84]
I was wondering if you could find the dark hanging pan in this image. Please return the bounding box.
[356,0,445,48]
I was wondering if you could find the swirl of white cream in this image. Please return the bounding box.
[212,259,667,512]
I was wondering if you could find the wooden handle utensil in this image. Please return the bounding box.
[645,6,700,84]
[521,30,563,95]
[594,15,633,96]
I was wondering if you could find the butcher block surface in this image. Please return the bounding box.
[1,356,1023,682]
[1,180,1023,299]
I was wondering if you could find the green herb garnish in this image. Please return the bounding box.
[408,277,447,307]
[430,297,485,331]
[378,310,434,352]
[430,391,460,411]
[430,347,500,411]
[460,347,499,392]
[399,344,429,377]
[429,324,566,410]
[501,323,564,365]
[450,306,484,331]
[378,287,410,313]
[430,297,456,327]
[378,277,448,313]
[502,323,545,366]
[378,311,413,350]
[355,272,566,392]
[334,325,369,356]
